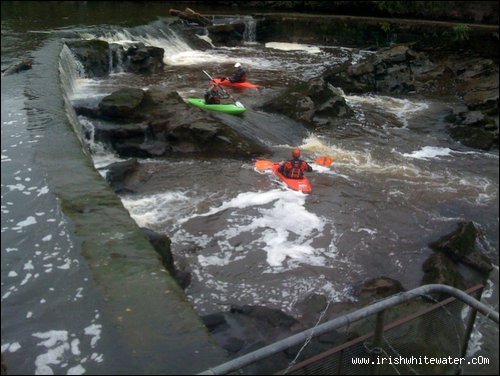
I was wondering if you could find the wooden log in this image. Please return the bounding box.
[169,8,212,26]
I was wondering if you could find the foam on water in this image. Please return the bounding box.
[265,42,322,54]
[346,94,429,128]
[121,190,200,228]
[402,146,455,159]
[120,186,341,301]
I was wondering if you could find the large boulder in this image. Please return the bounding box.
[325,44,433,94]
[124,43,165,74]
[429,221,493,276]
[356,276,405,301]
[261,77,352,128]
[65,40,111,78]
[421,252,466,290]
[66,39,166,77]
[80,86,270,159]
[207,22,246,46]
[201,305,299,373]
[98,88,147,120]
[105,158,140,193]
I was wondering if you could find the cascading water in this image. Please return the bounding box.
[243,15,257,44]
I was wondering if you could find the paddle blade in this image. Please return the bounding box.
[235,101,245,108]
[315,156,334,167]
[254,160,275,170]
[202,70,213,80]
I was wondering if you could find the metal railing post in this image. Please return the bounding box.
[460,286,484,359]
[369,310,385,375]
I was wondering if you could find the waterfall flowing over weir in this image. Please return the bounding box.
[243,16,257,44]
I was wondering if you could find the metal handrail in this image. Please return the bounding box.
[198,284,498,375]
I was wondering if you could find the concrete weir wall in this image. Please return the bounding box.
[44,41,228,374]
[45,122,227,374]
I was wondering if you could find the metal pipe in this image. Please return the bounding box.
[197,284,498,375]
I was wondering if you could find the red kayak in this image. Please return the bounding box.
[272,164,312,194]
[213,77,260,89]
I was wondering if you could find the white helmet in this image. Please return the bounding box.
[234,62,242,68]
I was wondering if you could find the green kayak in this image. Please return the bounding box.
[187,98,246,115]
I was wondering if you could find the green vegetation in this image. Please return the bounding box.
[452,23,471,40]
[374,1,457,16]
[374,1,407,15]
[442,23,471,41]
[380,21,392,34]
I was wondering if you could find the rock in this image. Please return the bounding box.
[357,277,405,300]
[65,40,111,78]
[93,122,148,142]
[462,110,487,126]
[141,228,174,275]
[98,88,146,119]
[230,305,299,329]
[429,222,493,275]
[105,158,140,193]
[261,77,352,128]
[201,305,298,373]
[421,252,466,290]
[463,88,499,113]
[207,23,246,46]
[201,313,229,332]
[295,293,328,321]
[326,44,433,95]
[140,228,190,289]
[84,86,270,159]
[449,123,498,150]
[124,43,165,74]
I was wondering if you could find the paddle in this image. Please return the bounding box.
[254,156,334,170]
[254,160,277,170]
[203,70,244,108]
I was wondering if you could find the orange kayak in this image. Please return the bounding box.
[213,77,260,89]
[272,164,312,194]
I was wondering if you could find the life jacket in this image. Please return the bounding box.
[285,160,304,179]
[230,68,248,83]
[204,87,221,104]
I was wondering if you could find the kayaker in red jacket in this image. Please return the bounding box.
[278,149,313,179]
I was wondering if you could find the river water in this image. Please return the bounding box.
[1,2,498,375]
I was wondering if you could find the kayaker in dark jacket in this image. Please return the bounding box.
[226,62,248,83]
[204,83,228,104]
[278,149,313,179]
